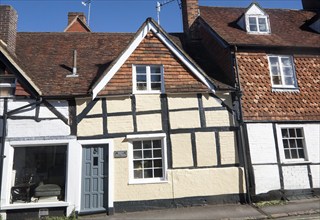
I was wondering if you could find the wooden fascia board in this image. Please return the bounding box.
[92,18,216,99]
[0,43,42,96]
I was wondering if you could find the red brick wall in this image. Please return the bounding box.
[99,32,208,95]
[237,52,320,121]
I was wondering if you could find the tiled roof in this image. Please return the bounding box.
[15,32,135,96]
[199,6,320,48]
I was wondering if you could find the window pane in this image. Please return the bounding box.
[134,170,142,179]
[143,141,152,149]
[298,149,305,158]
[296,129,303,137]
[272,76,281,85]
[143,150,152,158]
[250,25,257,32]
[151,66,161,73]
[154,169,163,178]
[0,77,15,84]
[153,140,161,148]
[282,129,289,138]
[0,88,14,97]
[134,161,143,169]
[133,141,141,150]
[284,149,290,159]
[296,139,303,148]
[133,151,142,159]
[151,83,161,90]
[144,169,153,178]
[289,129,296,138]
[281,57,292,66]
[289,139,296,148]
[284,77,294,85]
[154,159,162,168]
[153,149,162,158]
[269,57,279,65]
[249,17,256,25]
[136,66,146,74]
[283,140,289,149]
[137,74,146,82]
[258,18,267,32]
[137,83,147,90]
[271,66,280,75]
[144,160,152,168]
[291,149,298,159]
[283,67,293,76]
[151,74,161,82]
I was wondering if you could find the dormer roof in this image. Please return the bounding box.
[199,6,320,48]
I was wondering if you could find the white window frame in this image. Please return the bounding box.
[246,15,270,34]
[276,124,309,164]
[268,55,298,89]
[127,133,168,184]
[132,65,164,94]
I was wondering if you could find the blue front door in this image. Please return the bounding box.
[81,145,108,213]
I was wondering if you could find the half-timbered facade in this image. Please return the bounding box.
[0,5,244,219]
[181,0,320,201]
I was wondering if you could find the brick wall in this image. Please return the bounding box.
[99,31,208,95]
[237,53,320,121]
[0,5,17,54]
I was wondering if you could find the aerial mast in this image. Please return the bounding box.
[81,0,92,26]
[156,0,181,25]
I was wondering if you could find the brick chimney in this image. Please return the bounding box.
[302,0,320,10]
[68,12,87,25]
[181,0,199,38]
[0,5,18,54]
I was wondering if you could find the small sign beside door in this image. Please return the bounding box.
[114,150,127,158]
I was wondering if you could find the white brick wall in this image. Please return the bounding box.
[282,165,310,189]
[253,165,280,194]
[247,123,278,164]
[310,165,320,188]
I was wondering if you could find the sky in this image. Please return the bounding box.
[0,0,303,33]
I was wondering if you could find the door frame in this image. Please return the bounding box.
[78,139,114,215]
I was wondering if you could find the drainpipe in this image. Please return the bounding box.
[0,97,42,201]
[232,45,252,204]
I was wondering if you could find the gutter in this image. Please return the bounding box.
[232,45,252,204]
[0,97,42,203]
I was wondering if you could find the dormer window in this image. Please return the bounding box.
[247,15,269,33]
[238,3,271,34]
[0,63,16,97]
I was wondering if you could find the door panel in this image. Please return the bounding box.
[81,145,108,213]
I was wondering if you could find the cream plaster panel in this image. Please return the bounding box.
[0,119,2,136]
[7,119,69,137]
[171,133,193,168]
[76,99,102,115]
[137,114,162,132]
[220,132,238,165]
[167,95,198,110]
[170,111,200,129]
[108,115,133,133]
[7,100,36,116]
[107,97,132,113]
[172,167,246,198]
[195,132,217,167]
[205,110,231,127]
[135,95,161,112]
[202,94,222,108]
[78,118,103,136]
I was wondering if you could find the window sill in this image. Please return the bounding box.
[281,160,311,165]
[272,87,299,92]
[1,201,69,210]
[129,179,168,185]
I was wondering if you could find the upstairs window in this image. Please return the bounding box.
[247,15,270,33]
[268,55,297,89]
[0,63,16,97]
[133,65,164,93]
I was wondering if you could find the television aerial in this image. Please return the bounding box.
[156,0,181,25]
[81,0,92,26]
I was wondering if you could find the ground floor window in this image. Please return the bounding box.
[127,133,167,184]
[281,127,306,160]
[11,145,67,204]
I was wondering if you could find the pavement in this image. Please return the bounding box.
[79,198,320,220]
